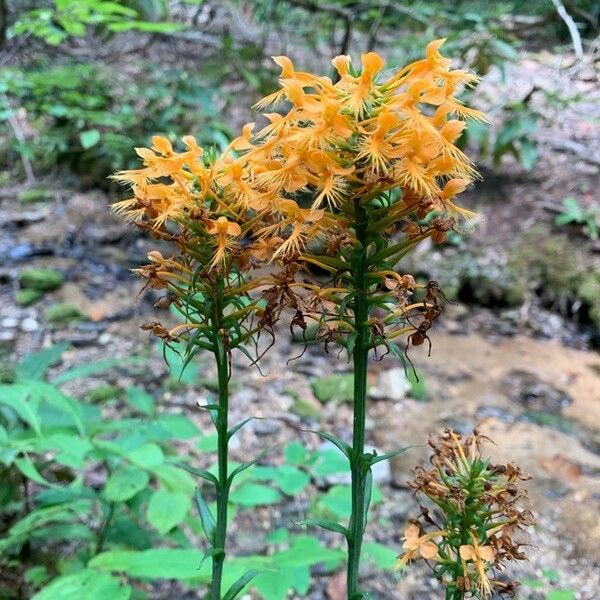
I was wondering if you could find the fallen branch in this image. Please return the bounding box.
[551,0,584,59]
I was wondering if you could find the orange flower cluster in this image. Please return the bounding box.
[397,430,534,598]
[112,39,484,354]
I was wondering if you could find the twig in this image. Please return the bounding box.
[551,0,584,59]
[1,93,35,185]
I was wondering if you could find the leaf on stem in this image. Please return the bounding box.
[227,445,277,485]
[194,488,216,545]
[297,519,349,538]
[365,447,412,466]
[222,569,265,600]
[304,430,352,461]
[175,462,218,487]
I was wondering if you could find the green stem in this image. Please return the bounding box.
[346,198,370,598]
[210,277,230,600]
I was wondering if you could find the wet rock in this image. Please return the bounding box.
[504,369,572,413]
[251,418,280,436]
[1,318,19,329]
[9,243,55,261]
[475,405,515,423]
[369,367,411,401]
[52,329,99,347]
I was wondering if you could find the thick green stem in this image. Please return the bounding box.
[210,277,230,600]
[346,199,370,598]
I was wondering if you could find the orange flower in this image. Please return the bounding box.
[206,216,242,268]
[395,523,442,567]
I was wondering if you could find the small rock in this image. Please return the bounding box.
[475,405,515,423]
[1,318,19,329]
[252,418,280,436]
[0,329,17,344]
[369,367,411,401]
[52,329,98,347]
[504,369,572,413]
[98,332,112,345]
[20,317,39,332]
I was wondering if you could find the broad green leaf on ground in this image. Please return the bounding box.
[0,384,41,434]
[151,464,195,494]
[147,490,190,534]
[124,386,155,416]
[16,343,69,380]
[363,542,397,569]
[89,548,209,580]
[229,482,282,507]
[128,443,164,468]
[104,467,149,501]
[32,569,131,600]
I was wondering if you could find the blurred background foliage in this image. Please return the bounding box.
[1,0,598,187]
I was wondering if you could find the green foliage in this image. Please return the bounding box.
[555,197,599,240]
[8,0,181,46]
[44,303,85,324]
[18,268,64,292]
[0,344,395,599]
[312,373,355,404]
[522,569,576,600]
[0,63,228,186]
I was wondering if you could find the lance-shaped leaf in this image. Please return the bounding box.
[304,430,352,461]
[176,462,219,487]
[297,518,349,538]
[227,417,257,441]
[227,446,277,485]
[194,488,216,545]
[222,569,265,600]
[199,546,225,568]
[365,446,412,466]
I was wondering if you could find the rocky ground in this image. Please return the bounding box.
[1,50,599,599]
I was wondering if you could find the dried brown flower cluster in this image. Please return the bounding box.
[397,429,534,599]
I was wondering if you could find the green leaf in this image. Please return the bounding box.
[104,467,149,501]
[194,488,216,544]
[363,542,397,569]
[15,457,57,487]
[229,483,282,507]
[252,568,296,600]
[128,443,164,468]
[222,569,264,600]
[30,381,85,434]
[307,430,351,460]
[89,548,208,580]
[298,518,348,537]
[52,358,134,385]
[367,446,411,466]
[0,385,41,434]
[147,490,191,534]
[151,464,195,493]
[271,465,310,495]
[17,343,69,380]
[547,591,576,600]
[227,417,255,441]
[177,461,219,486]
[79,129,100,149]
[284,441,307,465]
[31,570,131,600]
[519,138,537,171]
[124,387,154,416]
[227,446,276,484]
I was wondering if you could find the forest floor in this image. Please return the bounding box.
[1,49,599,599]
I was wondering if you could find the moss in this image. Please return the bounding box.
[312,374,354,404]
[19,268,64,291]
[44,303,85,324]
[17,188,54,204]
[578,272,600,329]
[85,384,121,403]
[508,227,582,304]
[15,288,43,306]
